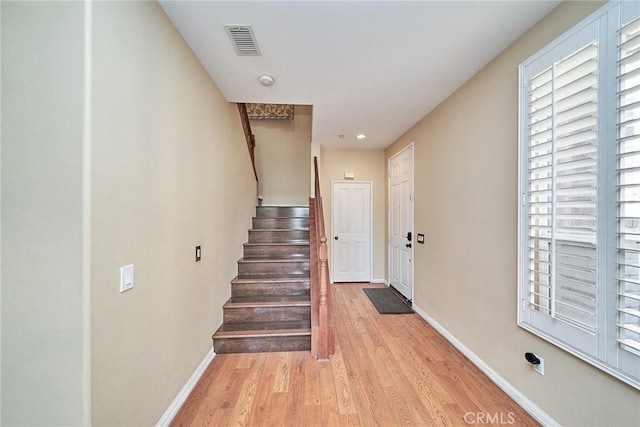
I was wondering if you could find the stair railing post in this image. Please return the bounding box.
[310,156,334,361]
[309,197,319,356]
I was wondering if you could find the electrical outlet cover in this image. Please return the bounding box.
[533,355,544,375]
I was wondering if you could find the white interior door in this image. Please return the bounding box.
[389,145,413,300]
[332,182,372,282]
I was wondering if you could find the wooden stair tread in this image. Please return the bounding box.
[250,228,309,232]
[231,275,310,284]
[231,273,311,286]
[229,295,310,302]
[238,257,309,263]
[213,328,311,339]
[254,208,309,219]
[244,242,310,246]
[224,296,310,308]
[254,216,309,219]
[217,320,310,330]
[242,254,309,260]
[213,329,310,339]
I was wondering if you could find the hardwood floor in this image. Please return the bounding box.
[171,283,538,426]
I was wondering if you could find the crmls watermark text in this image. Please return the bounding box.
[463,412,516,425]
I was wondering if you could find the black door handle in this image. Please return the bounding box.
[334,236,338,240]
[406,243,412,248]
[407,231,412,241]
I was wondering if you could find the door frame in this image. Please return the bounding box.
[330,180,373,283]
[387,143,415,299]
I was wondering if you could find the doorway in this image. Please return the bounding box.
[331,181,372,282]
[388,144,414,300]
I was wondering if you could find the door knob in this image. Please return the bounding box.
[334,236,339,240]
[406,243,412,248]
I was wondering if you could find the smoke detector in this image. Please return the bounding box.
[259,74,275,87]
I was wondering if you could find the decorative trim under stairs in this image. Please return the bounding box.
[212,206,311,353]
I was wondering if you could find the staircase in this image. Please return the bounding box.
[212,206,312,353]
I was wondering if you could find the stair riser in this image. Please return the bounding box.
[238,261,310,277]
[248,230,309,243]
[232,282,310,298]
[256,207,309,218]
[214,335,311,354]
[252,217,310,229]
[244,245,310,258]
[224,307,311,323]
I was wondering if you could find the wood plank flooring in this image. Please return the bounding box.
[171,283,538,426]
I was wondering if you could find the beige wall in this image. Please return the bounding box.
[90,2,256,425]
[253,105,311,206]
[386,1,640,425]
[320,148,386,282]
[1,2,89,424]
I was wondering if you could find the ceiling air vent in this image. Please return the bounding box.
[224,25,261,56]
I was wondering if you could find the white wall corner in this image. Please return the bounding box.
[411,304,559,427]
[156,349,216,427]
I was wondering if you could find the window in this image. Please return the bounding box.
[518,1,640,390]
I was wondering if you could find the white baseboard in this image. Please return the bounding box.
[370,278,386,284]
[411,304,559,427]
[156,348,216,427]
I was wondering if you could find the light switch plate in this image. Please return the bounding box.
[120,264,134,293]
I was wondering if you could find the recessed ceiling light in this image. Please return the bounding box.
[338,134,344,139]
[356,134,366,140]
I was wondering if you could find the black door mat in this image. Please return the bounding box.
[363,288,414,314]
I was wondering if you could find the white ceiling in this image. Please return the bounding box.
[159,0,559,149]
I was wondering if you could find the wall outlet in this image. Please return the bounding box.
[120,264,134,293]
[533,354,544,375]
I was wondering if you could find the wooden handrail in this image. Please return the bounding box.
[237,103,258,181]
[310,156,334,360]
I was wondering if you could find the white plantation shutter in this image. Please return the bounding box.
[519,1,640,390]
[617,15,640,360]
[522,21,599,355]
[552,41,598,334]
